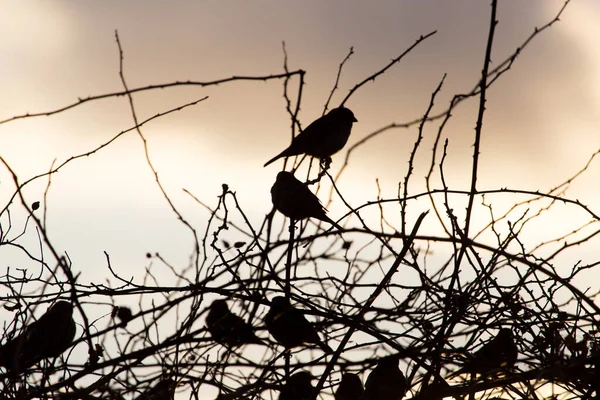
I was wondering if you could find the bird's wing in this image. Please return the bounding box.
[295,183,327,215]
[291,114,336,157]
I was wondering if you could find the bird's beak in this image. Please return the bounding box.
[353,116,358,122]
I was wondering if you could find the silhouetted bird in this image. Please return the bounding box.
[455,328,517,376]
[264,296,333,353]
[136,378,177,400]
[279,371,316,400]
[271,171,342,230]
[413,377,449,400]
[113,306,133,327]
[264,107,358,167]
[205,299,263,347]
[365,355,408,400]
[335,373,365,400]
[0,300,76,375]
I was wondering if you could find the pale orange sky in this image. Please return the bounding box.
[0,0,599,302]
[1,2,600,398]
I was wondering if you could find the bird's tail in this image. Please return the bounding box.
[322,216,343,231]
[264,151,287,167]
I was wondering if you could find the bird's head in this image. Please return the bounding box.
[289,371,314,386]
[49,301,73,316]
[276,171,297,184]
[378,353,401,367]
[331,107,358,123]
[270,296,290,310]
[340,373,363,389]
[210,299,230,314]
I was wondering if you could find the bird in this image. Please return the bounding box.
[335,373,365,400]
[0,300,76,375]
[205,299,263,347]
[264,107,358,167]
[270,171,342,230]
[264,296,333,353]
[278,371,316,400]
[136,378,177,400]
[113,305,133,327]
[454,328,517,377]
[364,355,408,400]
[413,377,449,400]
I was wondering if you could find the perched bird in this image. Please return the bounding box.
[413,377,450,400]
[264,107,358,167]
[364,355,408,400]
[270,171,342,230]
[279,371,316,400]
[0,300,76,375]
[113,305,134,327]
[335,373,365,400]
[456,328,518,376]
[136,378,177,400]
[205,299,263,347]
[264,296,333,353]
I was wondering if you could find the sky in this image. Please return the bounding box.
[0,0,599,396]
[0,0,599,299]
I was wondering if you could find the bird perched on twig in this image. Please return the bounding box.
[0,300,76,375]
[205,299,263,347]
[270,171,342,230]
[113,305,133,328]
[335,373,365,400]
[365,355,408,400]
[264,107,358,167]
[413,377,450,400]
[136,378,177,400]
[278,371,317,400]
[264,296,333,353]
[453,328,518,377]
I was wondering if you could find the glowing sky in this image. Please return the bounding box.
[1,2,600,399]
[0,0,599,290]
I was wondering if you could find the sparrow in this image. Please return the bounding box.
[0,300,76,375]
[113,305,133,327]
[270,171,342,230]
[136,378,177,400]
[413,377,449,400]
[455,328,517,376]
[364,355,408,400]
[264,107,357,167]
[278,371,316,400]
[335,373,365,400]
[264,296,333,353]
[205,299,263,347]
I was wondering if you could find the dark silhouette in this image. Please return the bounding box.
[455,328,518,377]
[414,378,450,400]
[335,373,365,400]
[205,299,263,347]
[136,378,177,400]
[0,301,76,375]
[278,371,316,400]
[264,107,357,167]
[264,296,333,353]
[113,305,133,327]
[270,171,342,230]
[364,355,407,400]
